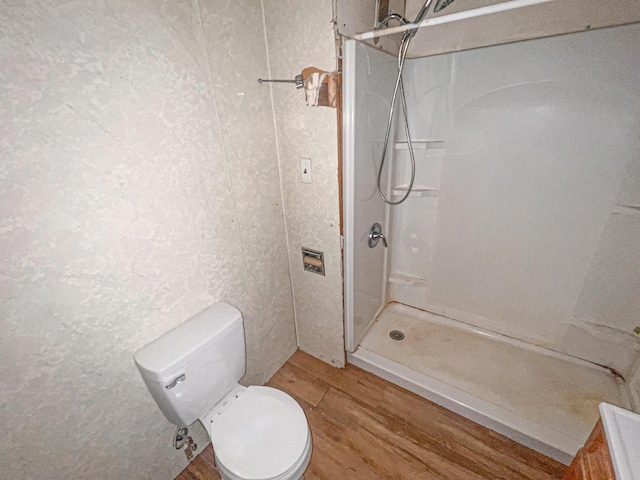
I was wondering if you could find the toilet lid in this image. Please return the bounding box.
[209,386,309,480]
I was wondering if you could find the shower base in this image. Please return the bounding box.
[348,303,629,465]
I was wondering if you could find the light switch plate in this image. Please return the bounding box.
[301,158,311,183]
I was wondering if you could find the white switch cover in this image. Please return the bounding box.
[301,158,312,183]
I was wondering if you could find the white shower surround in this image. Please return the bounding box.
[343,22,640,462]
[344,25,640,368]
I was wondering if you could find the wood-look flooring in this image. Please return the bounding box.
[176,350,567,480]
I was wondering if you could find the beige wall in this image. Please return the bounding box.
[0,0,299,478]
[198,0,299,385]
[263,0,346,367]
[335,0,404,56]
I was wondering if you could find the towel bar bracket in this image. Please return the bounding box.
[258,74,303,89]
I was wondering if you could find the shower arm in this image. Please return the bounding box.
[376,13,409,30]
[377,0,439,30]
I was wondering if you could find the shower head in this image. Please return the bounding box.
[434,0,455,13]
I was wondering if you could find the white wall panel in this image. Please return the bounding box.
[383,24,640,373]
[344,41,396,350]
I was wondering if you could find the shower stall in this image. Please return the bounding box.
[342,15,640,464]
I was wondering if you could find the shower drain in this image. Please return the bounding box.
[389,330,405,341]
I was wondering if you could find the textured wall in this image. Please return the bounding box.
[335,0,404,56]
[263,0,345,367]
[0,0,296,478]
[198,0,298,385]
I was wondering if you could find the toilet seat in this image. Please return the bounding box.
[215,431,312,480]
[206,386,311,480]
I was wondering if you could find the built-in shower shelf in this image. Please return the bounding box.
[389,272,428,287]
[612,205,640,218]
[392,186,438,198]
[395,140,444,151]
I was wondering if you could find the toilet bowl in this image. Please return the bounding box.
[133,303,312,480]
[202,386,312,480]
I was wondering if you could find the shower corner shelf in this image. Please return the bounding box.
[394,140,445,151]
[392,186,438,198]
[389,272,428,287]
[612,205,640,218]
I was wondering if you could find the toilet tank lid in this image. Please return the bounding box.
[134,302,242,381]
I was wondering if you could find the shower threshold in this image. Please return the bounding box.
[347,303,629,465]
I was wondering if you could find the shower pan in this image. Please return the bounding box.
[342,22,640,464]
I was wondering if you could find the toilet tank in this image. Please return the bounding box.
[133,302,245,426]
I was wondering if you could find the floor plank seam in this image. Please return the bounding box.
[316,386,331,407]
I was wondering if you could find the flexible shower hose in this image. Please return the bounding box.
[376,0,435,205]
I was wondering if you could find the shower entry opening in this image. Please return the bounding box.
[342,21,640,464]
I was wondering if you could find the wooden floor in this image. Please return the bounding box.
[176,350,567,480]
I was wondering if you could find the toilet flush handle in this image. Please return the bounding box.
[165,374,186,390]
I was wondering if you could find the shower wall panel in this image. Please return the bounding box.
[401,0,640,59]
[344,41,397,350]
[630,362,640,411]
[387,24,640,373]
[386,53,453,308]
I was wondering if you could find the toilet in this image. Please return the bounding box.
[133,302,312,480]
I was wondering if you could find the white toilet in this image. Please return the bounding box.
[134,302,312,480]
